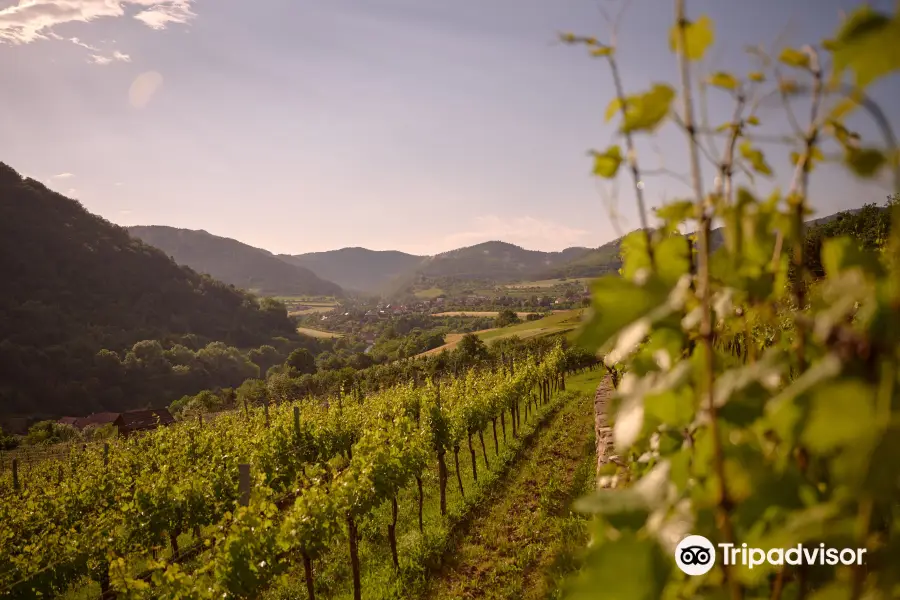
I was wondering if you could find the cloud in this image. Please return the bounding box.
[68,36,98,51]
[0,1,195,45]
[443,215,591,251]
[89,49,131,65]
[52,172,74,179]
[65,187,79,197]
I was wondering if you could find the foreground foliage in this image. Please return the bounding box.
[564,2,900,599]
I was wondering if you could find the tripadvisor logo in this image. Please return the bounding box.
[675,535,716,576]
[674,534,868,576]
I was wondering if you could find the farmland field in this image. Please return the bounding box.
[431,311,538,318]
[414,287,445,299]
[296,326,343,338]
[504,277,596,289]
[289,306,336,316]
[418,310,583,356]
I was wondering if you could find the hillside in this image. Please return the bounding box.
[280,247,425,293]
[417,241,595,281]
[128,226,343,297]
[0,162,299,417]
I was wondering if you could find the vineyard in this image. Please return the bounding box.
[0,342,585,600]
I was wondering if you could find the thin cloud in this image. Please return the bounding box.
[443,215,591,252]
[89,50,131,65]
[52,172,74,179]
[0,1,196,45]
[68,37,98,51]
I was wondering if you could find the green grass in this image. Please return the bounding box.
[414,287,445,299]
[263,372,602,600]
[504,277,596,289]
[416,310,585,357]
[296,326,343,338]
[289,306,336,316]
[424,371,601,600]
[478,310,584,342]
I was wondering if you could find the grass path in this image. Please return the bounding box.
[421,372,599,600]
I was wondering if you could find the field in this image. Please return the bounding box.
[414,287,445,299]
[432,311,538,318]
[289,306,337,316]
[418,310,583,356]
[1,352,595,600]
[296,326,343,338]
[504,277,596,289]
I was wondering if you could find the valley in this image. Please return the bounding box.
[2,1,898,597]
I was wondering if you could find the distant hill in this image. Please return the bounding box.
[128,226,342,297]
[280,247,425,294]
[0,162,298,417]
[416,241,595,282]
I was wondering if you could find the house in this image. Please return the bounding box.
[113,409,176,437]
[73,412,121,431]
[57,416,79,427]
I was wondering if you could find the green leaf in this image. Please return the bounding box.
[655,200,695,229]
[827,6,900,88]
[592,145,623,179]
[621,84,676,133]
[746,115,760,126]
[708,71,738,90]
[821,236,885,278]
[845,146,886,177]
[748,71,765,82]
[591,45,614,57]
[566,534,670,600]
[802,379,876,454]
[669,14,715,61]
[577,276,671,352]
[655,236,691,287]
[778,47,810,69]
[739,141,773,176]
[644,386,694,429]
[605,97,622,122]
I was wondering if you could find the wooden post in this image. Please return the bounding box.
[347,513,362,600]
[238,463,251,506]
[264,400,270,428]
[103,443,109,468]
[302,551,316,600]
[198,414,203,427]
[415,475,424,533]
[12,458,19,493]
[293,406,301,441]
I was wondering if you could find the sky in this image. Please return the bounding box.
[2,0,898,256]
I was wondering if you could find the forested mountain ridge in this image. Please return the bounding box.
[128,225,343,297]
[0,162,300,417]
[279,247,426,293]
[416,241,596,281]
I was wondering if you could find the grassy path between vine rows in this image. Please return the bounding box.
[263,368,604,600]
[420,370,601,600]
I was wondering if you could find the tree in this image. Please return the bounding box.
[456,333,489,364]
[495,308,522,328]
[286,348,317,375]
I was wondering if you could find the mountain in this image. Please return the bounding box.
[0,162,298,417]
[128,226,343,297]
[280,247,425,294]
[416,241,595,282]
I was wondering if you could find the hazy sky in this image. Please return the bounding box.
[2,0,898,256]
